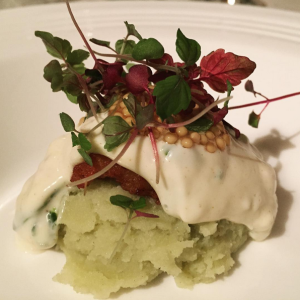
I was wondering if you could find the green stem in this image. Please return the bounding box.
[109,210,133,263]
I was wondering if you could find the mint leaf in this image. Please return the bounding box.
[153,75,191,120]
[248,111,260,128]
[89,38,110,47]
[102,116,131,151]
[110,195,133,209]
[132,38,164,60]
[67,49,90,65]
[77,149,93,166]
[115,39,136,56]
[59,112,75,132]
[123,93,137,117]
[35,31,72,60]
[62,74,82,96]
[185,117,213,132]
[124,21,142,40]
[136,104,154,130]
[78,133,92,151]
[176,29,201,66]
[131,197,146,210]
[71,132,79,146]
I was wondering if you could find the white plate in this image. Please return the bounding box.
[1,2,300,300]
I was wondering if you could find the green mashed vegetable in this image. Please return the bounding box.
[55,181,248,299]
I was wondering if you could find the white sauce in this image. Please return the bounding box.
[13,114,277,249]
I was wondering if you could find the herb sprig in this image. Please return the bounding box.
[109,195,158,261]
[36,0,300,187]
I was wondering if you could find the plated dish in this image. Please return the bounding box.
[1,2,300,300]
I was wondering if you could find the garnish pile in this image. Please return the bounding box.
[35,0,300,185]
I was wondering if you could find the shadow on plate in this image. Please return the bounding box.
[253,128,299,239]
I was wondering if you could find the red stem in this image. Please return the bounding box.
[229,92,300,110]
[65,0,98,63]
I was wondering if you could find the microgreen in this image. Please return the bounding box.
[102,116,132,151]
[60,112,75,132]
[35,31,72,60]
[38,1,300,189]
[124,21,142,40]
[184,117,213,132]
[90,38,111,47]
[176,29,201,67]
[132,38,164,60]
[109,194,159,261]
[154,75,191,120]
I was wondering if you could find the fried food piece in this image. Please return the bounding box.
[71,153,159,201]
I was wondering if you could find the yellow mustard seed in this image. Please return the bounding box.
[120,101,126,108]
[125,117,135,125]
[216,137,226,151]
[210,126,221,136]
[223,134,231,145]
[206,131,215,140]
[152,128,161,139]
[114,112,123,117]
[206,142,217,153]
[190,132,201,144]
[181,137,193,148]
[123,108,131,117]
[176,126,188,137]
[200,134,208,145]
[164,133,178,144]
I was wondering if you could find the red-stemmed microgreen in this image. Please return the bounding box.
[36,1,300,188]
[109,195,159,262]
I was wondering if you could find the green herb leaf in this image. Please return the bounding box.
[124,21,142,40]
[153,75,191,120]
[132,38,164,60]
[102,116,131,151]
[67,49,90,65]
[59,112,75,132]
[115,39,136,56]
[176,29,201,67]
[71,132,79,146]
[89,38,110,47]
[185,117,213,132]
[123,93,136,117]
[35,31,72,60]
[110,195,133,209]
[136,104,154,130]
[248,111,260,128]
[78,132,92,151]
[43,60,63,92]
[77,149,93,166]
[131,197,146,210]
[72,63,86,74]
[62,74,82,96]
[224,80,233,107]
[77,94,90,112]
[64,91,78,104]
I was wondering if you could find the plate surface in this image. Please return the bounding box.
[1,2,300,300]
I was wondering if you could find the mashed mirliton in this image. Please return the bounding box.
[54,181,248,299]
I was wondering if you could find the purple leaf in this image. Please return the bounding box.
[125,65,152,94]
[149,53,174,66]
[212,106,228,125]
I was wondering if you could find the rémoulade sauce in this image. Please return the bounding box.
[13,113,278,250]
